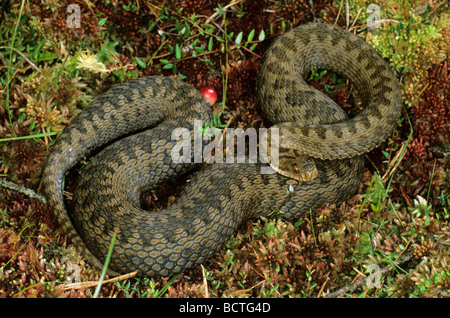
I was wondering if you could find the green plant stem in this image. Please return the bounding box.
[4,0,26,137]
[221,10,229,110]
[93,233,116,298]
[0,131,60,142]
[156,274,180,298]
[382,107,413,202]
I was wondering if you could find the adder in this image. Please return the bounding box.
[42,23,402,277]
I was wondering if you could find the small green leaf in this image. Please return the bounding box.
[370,203,380,211]
[148,20,156,31]
[37,52,57,62]
[107,41,119,50]
[17,113,26,125]
[112,70,125,81]
[324,84,334,94]
[208,37,214,52]
[202,23,215,33]
[98,17,108,27]
[33,39,46,60]
[434,274,441,284]
[159,59,170,64]
[175,44,181,59]
[163,63,173,69]
[135,57,146,68]
[6,110,20,125]
[332,72,337,82]
[235,31,243,45]
[195,46,204,53]
[419,283,426,293]
[247,29,255,43]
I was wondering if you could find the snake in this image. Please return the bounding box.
[42,23,402,277]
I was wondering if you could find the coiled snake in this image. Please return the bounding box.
[42,23,401,277]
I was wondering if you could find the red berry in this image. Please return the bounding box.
[199,87,218,105]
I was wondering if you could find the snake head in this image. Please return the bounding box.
[272,149,319,182]
[261,126,319,182]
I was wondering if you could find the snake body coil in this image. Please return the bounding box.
[42,23,401,277]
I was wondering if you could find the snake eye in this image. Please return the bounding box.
[293,166,300,173]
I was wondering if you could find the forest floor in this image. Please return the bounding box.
[0,0,448,298]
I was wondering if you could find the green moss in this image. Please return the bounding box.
[343,0,449,105]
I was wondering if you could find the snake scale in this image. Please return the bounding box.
[42,23,401,277]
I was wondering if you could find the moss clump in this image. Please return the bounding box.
[344,0,449,105]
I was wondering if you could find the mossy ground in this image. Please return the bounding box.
[0,0,448,298]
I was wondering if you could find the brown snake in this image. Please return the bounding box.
[42,23,401,277]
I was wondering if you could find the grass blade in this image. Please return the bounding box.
[93,233,116,298]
